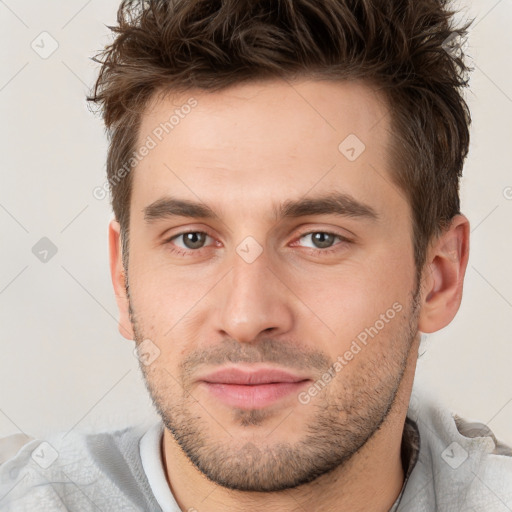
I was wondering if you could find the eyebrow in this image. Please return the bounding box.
[143,192,379,224]
[277,193,379,221]
[144,197,219,222]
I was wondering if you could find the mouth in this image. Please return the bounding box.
[197,366,311,410]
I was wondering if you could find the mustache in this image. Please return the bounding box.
[179,337,332,376]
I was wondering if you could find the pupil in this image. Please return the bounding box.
[184,232,205,249]
[313,232,334,249]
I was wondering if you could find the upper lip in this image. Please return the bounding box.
[198,367,310,385]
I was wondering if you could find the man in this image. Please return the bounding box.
[1,0,511,510]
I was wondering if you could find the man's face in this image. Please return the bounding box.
[124,79,421,491]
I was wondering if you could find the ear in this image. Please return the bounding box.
[418,214,470,333]
[108,219,134,340]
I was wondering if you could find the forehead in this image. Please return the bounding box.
[131,79,403,221]
[138,78,389,156]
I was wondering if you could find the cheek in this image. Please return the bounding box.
[291,249,415,349]
[127,256,215,362]
[128,248,208,315]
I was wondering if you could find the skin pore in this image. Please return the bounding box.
[109,79,469,511]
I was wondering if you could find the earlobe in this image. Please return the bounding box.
[418,215,470,333]
[108,219,134,340]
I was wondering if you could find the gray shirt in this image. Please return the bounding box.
[1,389,511,511]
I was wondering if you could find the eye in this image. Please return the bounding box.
[171,231,214,250]
[297,232,344,250]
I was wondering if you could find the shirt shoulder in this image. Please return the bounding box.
[454,415,512,510]
[0,424,163,512]
[399,389,512,512]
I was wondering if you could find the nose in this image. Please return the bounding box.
[214,247,295,344]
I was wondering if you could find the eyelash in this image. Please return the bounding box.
[292,231,351,256]
[164,229,352,257]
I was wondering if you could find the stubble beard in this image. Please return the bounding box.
[129,283,421,492]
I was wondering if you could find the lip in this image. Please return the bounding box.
[200,367,309,385]
[197,366,311,410]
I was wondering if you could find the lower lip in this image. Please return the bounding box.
[200,381,310,409]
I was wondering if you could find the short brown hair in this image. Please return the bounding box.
[87,0,472,271]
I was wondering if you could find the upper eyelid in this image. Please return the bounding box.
[166,227,215,241]
[162,219,355,239]
[168,231,216,247]
[167,228,348,238]
[166,228,350,248]
[298,229,347,238]
[292,232,350,249]
[295,229,352,242]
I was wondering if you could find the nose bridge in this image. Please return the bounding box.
[215,244,293,343]
[230,249,269,305]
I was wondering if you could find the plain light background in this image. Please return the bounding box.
[0,0,511,445]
